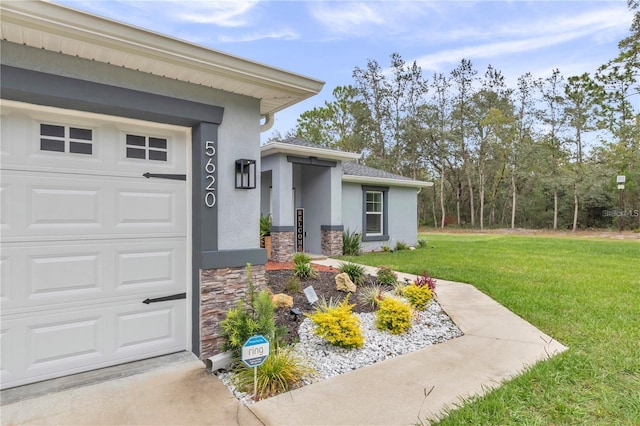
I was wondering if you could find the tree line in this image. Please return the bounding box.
[271,1,639,231]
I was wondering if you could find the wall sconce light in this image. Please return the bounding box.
[235,159,256,189]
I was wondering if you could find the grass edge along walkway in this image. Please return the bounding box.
[340,233,640,425]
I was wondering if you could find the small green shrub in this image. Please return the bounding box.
[403,283,433,310]
[307,294,364,349]
[376,266,398,286]
[293,252,316,279]
[294,261,316,279]
[395,241,409,251]
[343,228,362,256]
[220,264,276,360]
[232,345,315,401]
[382,245,391,252]
[293,252,311,265]
[284,276,301,294]
[357,284,384,310]
[417,238,428,248]
[260,214,272,238]
[339,262,366,285]
[375,296,412,334]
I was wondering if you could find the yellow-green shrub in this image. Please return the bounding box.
[375,296,412,334]
[307,295,364,349]
[403,283,433,310]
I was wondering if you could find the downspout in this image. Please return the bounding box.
[260,112,274,132]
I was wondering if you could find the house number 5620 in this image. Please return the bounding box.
[204,140,216,208]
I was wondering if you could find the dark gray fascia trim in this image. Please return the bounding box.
[201,249,268,269]
[321,225,344,231]
[362,235,389,242]
[1,65,224,126]
[271,226,295,232]
[287,155,337,167]
[361,185,390,192]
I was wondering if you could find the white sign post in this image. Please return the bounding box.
[241,335,270,399]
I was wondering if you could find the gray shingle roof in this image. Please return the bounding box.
[279,137,355,154]
[342,161,417,182]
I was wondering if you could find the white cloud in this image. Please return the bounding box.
[55,0,260,28]
[168,1,259,27]
[310,2,385,34]
[219,29,299,43]
[309,1,440,37]
[414,6,632,72]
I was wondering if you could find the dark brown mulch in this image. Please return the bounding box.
[265,269,392,345]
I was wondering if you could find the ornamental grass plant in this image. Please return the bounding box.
[232,345,315,401]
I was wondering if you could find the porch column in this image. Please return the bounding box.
[270,155,295,262]
[321,164,344,257]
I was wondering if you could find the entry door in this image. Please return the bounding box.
[0,102,189,389]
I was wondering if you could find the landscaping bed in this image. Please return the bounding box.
[265,265,384,344]
[215,260,463,403]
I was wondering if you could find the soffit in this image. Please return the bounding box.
[261,142,362,162]
[0,1,324,116]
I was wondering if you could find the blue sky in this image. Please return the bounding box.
[56,1,634,143]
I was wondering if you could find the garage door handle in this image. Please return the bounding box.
[142,293,186,304]
[143,172,186,181]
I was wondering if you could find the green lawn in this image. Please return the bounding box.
[340,233,640,425]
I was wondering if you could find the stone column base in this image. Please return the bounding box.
[321,226,343,257]
[199,264,265,360]
[270,230,294,263]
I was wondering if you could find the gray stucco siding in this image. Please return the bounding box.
[341,182,419,252]
[216,96,261,251]
[387,186,420,248]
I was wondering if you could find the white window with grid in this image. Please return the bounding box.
[365,190,383,236]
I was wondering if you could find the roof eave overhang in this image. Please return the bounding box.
[0,1,324,116]
[261,142,361,162]
[342,175,434,188]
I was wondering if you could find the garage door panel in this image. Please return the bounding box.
[2,171,185,240]
[29,316,102,366]
[1,256,11,303]
[1,299,186,388]
[2,239,185,312]
[114,241,185,295]
[0,328,14,378]
[0,184,10,232]
[117,250,174,288]
[31,187,101,226]
[1,108,188,177]
[117,307,174,349]
[117,191,175,225]
[30,252,101,297]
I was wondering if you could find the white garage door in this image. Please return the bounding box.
[0,101,189,389]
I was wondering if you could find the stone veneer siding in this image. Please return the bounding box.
[270,230,294,263]
[321,229,343,257]
[199,264,265,360]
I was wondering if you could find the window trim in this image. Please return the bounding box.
[361,185,389,242]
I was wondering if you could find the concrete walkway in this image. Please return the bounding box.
[1,260,567,425]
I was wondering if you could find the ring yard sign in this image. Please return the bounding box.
[242,335,270,368]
